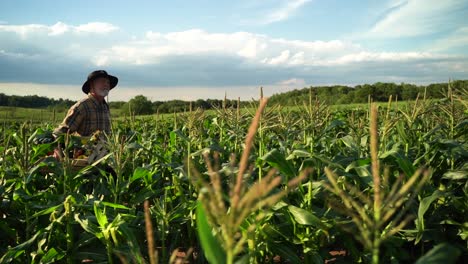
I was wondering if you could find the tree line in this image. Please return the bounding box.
[117,96,250,115]
[269,80,468,105]
[0,94,75,111]
[1,80,466,115]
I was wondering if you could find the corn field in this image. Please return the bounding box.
[0,88,467,264]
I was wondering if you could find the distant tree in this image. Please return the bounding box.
[195,99,210,109]
[401,83,419,100]
[108,101,126,109]
[0,80,465,112]
[0,93,8,105]
[426,83,446,99]
[125,95,154,115]
[353,84,371,103]
[8,96,18,107]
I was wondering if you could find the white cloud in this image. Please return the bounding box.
[4,21,448,69]
[74,22,119,34]
[277,78,306,86]
[268,50,291,65]
[0,49,30,58]
[0,21,119,37]
[0,24,47,38]
[431,26,468,51]
[237,0,313,25]
[1,21,467,92]
[368,0,467,38]
[49,22,71,36]
[330,51,446,65]
[290,51,305,65]
[262,0,312,25]
[93,29,362,67]
[93,29,456,68]
[237,38,266,58]
[93,55,110,67]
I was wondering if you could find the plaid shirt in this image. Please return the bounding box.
[54,95,111,137]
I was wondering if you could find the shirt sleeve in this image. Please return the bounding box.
[53,104,85,136]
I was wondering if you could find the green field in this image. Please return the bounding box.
[0,106,126,124]
[0,106,66,124]
[0,99,422,124]
[0,94,467,263]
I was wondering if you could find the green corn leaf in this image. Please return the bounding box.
[127,142,143,149]
[416,190,444,243]
[345,158,371,174]
[379,143,400,159]
[442,170,467,180]
[288,205,327,228]
[172,129,189,142]
[414,243,461,264]
[40,248,65,264]
[341,135,358,151]
[268,242,302,264]
[94,202,108,229]
[196,202,226,264]
[324,119,345,132]
[0,230,44,263]
[234,254,249,264]
[130,167,149,183]
[394,153,416,177]
[74,214,101,236]
[290,151,344,170]
[30,143,54,160]
[101,201,130,210]
[287,150,312,159]
[130,187,159,205]
[31,204,63,218]
[262,148,296,178]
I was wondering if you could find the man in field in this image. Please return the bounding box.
[53,70,118,137]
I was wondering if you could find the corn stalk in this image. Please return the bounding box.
[323,103,430,264]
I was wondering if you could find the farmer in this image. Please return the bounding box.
[53,70,118,137]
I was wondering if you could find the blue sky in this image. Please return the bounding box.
[0,0,467,101]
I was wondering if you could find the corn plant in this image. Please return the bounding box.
[190,98,309,264]
[323,104,430,263]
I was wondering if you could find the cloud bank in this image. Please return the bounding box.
[0,19,466,101]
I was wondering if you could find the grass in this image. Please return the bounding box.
[0,106,66,123]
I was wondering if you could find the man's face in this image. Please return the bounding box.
[91,77,110,97]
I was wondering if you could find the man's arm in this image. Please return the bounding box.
[53,105,85,137]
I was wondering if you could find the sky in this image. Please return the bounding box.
[0,0,467,101]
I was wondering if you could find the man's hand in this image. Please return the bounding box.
[53,148,63,161]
